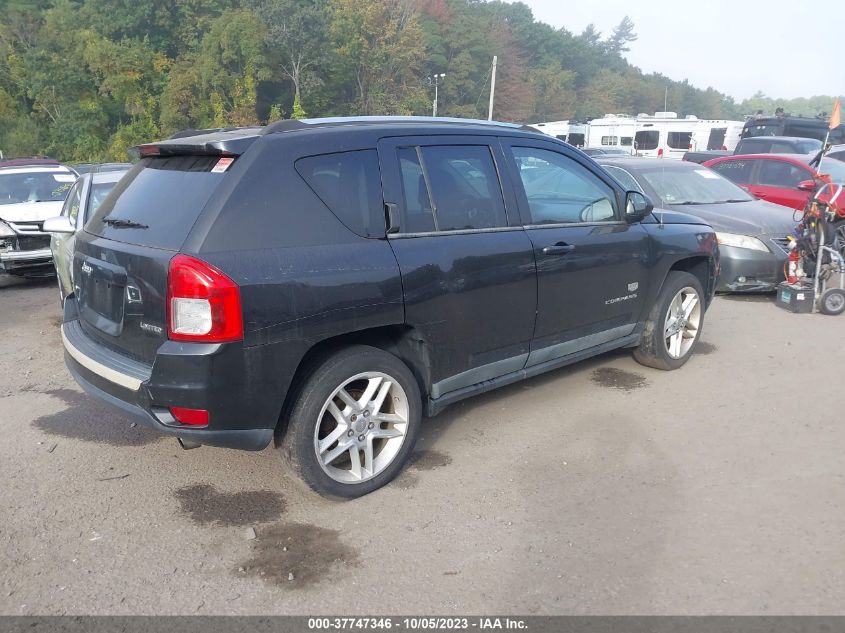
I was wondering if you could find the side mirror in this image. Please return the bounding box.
[43,216,75,234]
[625,191,653,223]
[798,179,817,192]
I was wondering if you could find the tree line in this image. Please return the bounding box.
[1,0,841,162]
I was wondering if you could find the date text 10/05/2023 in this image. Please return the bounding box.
[307,617,528,630]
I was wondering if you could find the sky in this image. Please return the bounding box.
[521,0,844,101]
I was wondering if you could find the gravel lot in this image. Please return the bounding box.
[1,275,844,615]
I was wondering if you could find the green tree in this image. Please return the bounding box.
[330,0,428,115]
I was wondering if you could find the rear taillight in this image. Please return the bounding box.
[170,406,209,426]
[167,254,243,343]
[657,148,664,158]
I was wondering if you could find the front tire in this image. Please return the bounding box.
[281,345,422,498]
[634,271,705,370]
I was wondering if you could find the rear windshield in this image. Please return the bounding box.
[87,156,226,250]
[0,170,76,205]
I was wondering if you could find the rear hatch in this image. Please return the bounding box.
[73,152,240,363]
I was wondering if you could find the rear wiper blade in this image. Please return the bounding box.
[102,217,148,229]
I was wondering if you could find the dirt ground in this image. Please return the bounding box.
[1,275,844,615]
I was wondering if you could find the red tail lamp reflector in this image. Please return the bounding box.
[170,407,209,426]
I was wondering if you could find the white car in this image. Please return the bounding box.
[0,159,77,277]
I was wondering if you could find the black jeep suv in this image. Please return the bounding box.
[59,117,719,497]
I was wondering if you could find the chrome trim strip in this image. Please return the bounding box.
[61,324,142,391]
[526,324,635,367]
[0,248,52,261]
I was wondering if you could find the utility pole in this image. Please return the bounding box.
[487,55,498,121]
[427,73,445,117]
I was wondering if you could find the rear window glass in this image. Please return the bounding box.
[635,130,659,150]
[668,131,693,150]
[758,160,807,188]
[296,150,384,237]
[87,155,225,250]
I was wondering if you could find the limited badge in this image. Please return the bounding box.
[211,157,234,173]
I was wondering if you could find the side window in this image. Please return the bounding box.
[621,136,633,147]
[603,165,643,193]
[420,145,507,231]
[667,131,692,150]
[511,147,617,224]
[709,159,754,184]
[601,136,618,146]
[295,149,384,237]
[707,128,727,150]
[394,145,507,233]
[758,160,806,188]
[397,147,435,233]
[62,180,83,223]
[635,130,659,150]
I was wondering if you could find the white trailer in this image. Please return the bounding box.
[691,119,745,152]
[528,120,570,142]
[528,120,587,147]
[586,114,636,152]
[634,112,700,159]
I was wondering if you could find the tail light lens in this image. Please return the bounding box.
[170,406,209,426]
[167,254,243,342]
[657,148,664,158]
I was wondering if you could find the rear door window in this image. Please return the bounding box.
[296,149,384,237]
[61,180,83,223]
[394,145,507,233]
[87,155,227,250]
[635,130,659,150]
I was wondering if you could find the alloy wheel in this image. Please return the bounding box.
[314,372,409,484]
[663,286,701,359]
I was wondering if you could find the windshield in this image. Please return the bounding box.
[639,167,753,205]
[818,157,845,184]
[0,170,76,205]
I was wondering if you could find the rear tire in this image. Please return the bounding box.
[281,345,421,499]
[634,271,705,371]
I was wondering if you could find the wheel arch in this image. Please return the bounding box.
[667,255,716,307]
[274,325,432,442]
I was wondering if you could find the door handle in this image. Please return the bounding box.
[542,242,576,255]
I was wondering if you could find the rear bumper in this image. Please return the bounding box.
[717,245,787,293]
[61,306,276,451]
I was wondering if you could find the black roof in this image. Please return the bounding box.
[145,116,544,157]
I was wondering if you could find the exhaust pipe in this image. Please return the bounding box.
[177,437,201,450]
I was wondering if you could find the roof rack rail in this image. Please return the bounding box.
[261,119,309,135]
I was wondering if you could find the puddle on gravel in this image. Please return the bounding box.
[174,484,286,527]
[31,388,159,446]
[409,449,453,470]
[695,342,717,355]
[591,367,648,392]
[238,522,360,589]
[391,450,453,489]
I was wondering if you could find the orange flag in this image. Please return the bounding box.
[831,97,841,130]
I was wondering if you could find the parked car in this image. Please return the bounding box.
[703,153,845,211]
[0,159,77,277]
[56,117,718,498]
[600,158,795,293]
[45,167,130,302]
[684,136,823,165]
[69,162,132,176]
[741,114,845,145]
[581,147,631,157]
